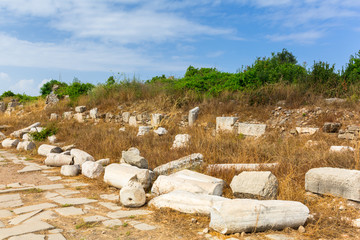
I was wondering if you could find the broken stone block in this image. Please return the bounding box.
[171,134,190,149]
[238,123,266,137]
[329,146,354,152]
[153,153,204,175]
[323,122,341,133]
[60,165,80,176]
[62,111,73,120]
[16,141,36,151]
[81,161,104,179]
[120,181,146,208]
[89,108,98,119]
[129,116,137,127]
[295,127,319,135]
[230,171,278,200]
[70,149,95,166]
[45,153,74,167]
[96,158,110,166]
[2,138,20,148]
[121,147,148,169]
[74,113,85,123]
[216,117,238,133]
[137,126,151,136]
[75,106,86,113]
[188,107,200,127]
[122,112,130,123]
[49,113,58,121]
[153,127,168,136]
[38,144,62,156]
[151,113,163,126]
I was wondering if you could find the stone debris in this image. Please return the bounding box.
[188,107,200,127]
[49,113,59,121]
[81,161,104,178]
[122,112,130,123]
[0,221,54,240]
[0,132,6,141]
[149,190,226,215]
[75,106,86,113]
[323,122,341,133]
[171,134,191,149]
[121,147,148,169]
[153,127,168,136]
[129,116,137,127]
[37,144,62,156]
[295,127,319,135]
[120,181,146,208]
[151,113,163,126]
[238,123,266,137]
[60,165,80,176]
[209,199,309,234]
[216,117,238,133]
[62,111,73,120]
[107,209,152,219]
[70,149,95,166]
[89,108,98,119]
[153,153,204,176]
[96,158,110,166]
[16,141,36,151]
[329,146,354,152]
[230,171,278,200]
[206,163,278,171]
[48,135,57,144]
[305,167,360,202]
[338,125,360,140]
[137,126,151,136]
[10,122,40,138]
[45,153,74,167]
[2,138,20,148]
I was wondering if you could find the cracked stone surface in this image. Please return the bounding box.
[54,207,84,216]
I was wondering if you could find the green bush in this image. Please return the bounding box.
[344,50,360,83]
[30,125,58,142]
[1,90,15,98]
[40,80,68,96]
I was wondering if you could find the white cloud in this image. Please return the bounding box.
[266,31,324,44]
[9,79,38,95]
[207,51,225,58]
[0,72,10,82]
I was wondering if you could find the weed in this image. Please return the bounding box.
[123,222,128,227]
[75,221,98,229]
[61,204,73,207]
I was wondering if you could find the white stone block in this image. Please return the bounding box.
[2,138,19,148]
[70,149,94,166]
[38,144,62,156]
[188,107,200,127]
[238,123,266,137]
[120,181,146,207]
[45,153,74,167]
[153,153,203,175]
[82,161,104,179]
[171,134,191,149]
[216,117,238,133]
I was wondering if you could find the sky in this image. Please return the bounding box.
[0,0,359,96]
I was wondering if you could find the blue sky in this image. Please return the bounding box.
[0,0,359,96]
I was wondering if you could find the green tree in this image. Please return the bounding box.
[1,90,15,98]
[106,76,116,85]
[344,50,360,83]
[40,79,67,96]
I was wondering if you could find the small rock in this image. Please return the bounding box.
[298,225,306,233]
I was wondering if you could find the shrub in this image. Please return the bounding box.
[1,90,15,98]
[30,124,58,142]
[343,50,360,83]
[40,79,68,96]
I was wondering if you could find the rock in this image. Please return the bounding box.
[22,133,33,141]
[188,107,200,127]
[230,171,278,200]
[137,126,151,136]
[153,153,204,175]
[324,98,346,104]
[16,141,36,151]
[209,199,309,234]
[122,112,130,123]
[104,163,152,190]
[49,113,59,121]
[216,117,238,133]
[10,122,41,138]
[38,144,62,156]
[298,225,306,233]
[96,158,110,166]
[119,127,126,132]
[74,113,85,123]
[149,190,226,215]
[60,165,80,176]
[89,108,98,119]
[120,181,146,207]
[70,149,95,165]
[206,163,278,171]
[0,132,5,141]
[151,170,224,196]
[121,147,148,169]
[44,153,74,167]
[48,135,56,144]
[329,146,354,152]
[82,161,104,178]
[153,127,168,136]
[75,106,86,113]
[151,113,163,126]
[295,127,319,135]
[45,90,59,106]
[323,122,341,133]
[0,102,6,112]
[2,138,20,148]
[62,111,73,120]
[305,167,360,201]
[129,116,137,127]
[238,123,266,137]
[171,134,191,149]
[105,112,114,122]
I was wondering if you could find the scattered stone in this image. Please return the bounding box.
[74,113,85,123]
[70,149,95,165]
[60,165,80,176]
[0,210,13,218]
[9,210,42,225]
[49,113,59,121]
[323,122,341,133]
[84,215,109,223]
[298,225,306,233]
[0,221,54,240]
[149,190,226,215]
[62,111,73,120]
[2,138,20,148]
[8,233,45,240]
[216,117,238,133]
[137,126,151,136]
[16,141,36,151]
[305,167,360,201]
[100,194,119,201]
[82,161,104,178]
[121,147,148,169]
[120,181,146,208]
[171,134,191,149]
[230,171,278,200]
[119,127,126,132]
[238,123,267,137]
[295,127,319,135]
[96,158,110,166]
[75,106,86,113]
[52,197,97,206]
[129,116,137,127]
[10,122,40,138]
[122,112,130,123]
[103,219,123,227]
[107,209,152,219]
[45,153,74,167]
[329,146,354,152]
[48,135,57,144]
[38,144,62,156]
[47,233,66,240]
[128,220,157,231]
[14,203,57,215]
[153,153,204,175]
[89,108,98,119]
[206,163,278,171]
[209,199,309,234]
[151,113,163,126]
[153,127,168,136]
[188,107,200,127]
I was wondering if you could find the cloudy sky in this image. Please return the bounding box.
[0,0,359,96]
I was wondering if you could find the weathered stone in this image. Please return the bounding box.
[129,116,137,127]
[216,117,238,133]
[0,132,5,141]
[60,165,80,176]
[14,141,33,151]
[0,102,5,112]
[47,233,66,240]
[151,113,163,126]
[238,123,267,137]
[2,138,19,148]
[295,127,319,135]
[127,220,157,231]
[305,167,360,201]
[75,106,86,113]
[22,133,33,141]
[0,221,54,239]
[107,209,152,219]
[99,202,121,211]
[104,163,151,190]
[96,158,110,166]
[62,111,73,120]
[209,199,309,234]
[323,122,341,133]
[206,163,279,171]
[153,127,168,136]
[230,171,278,200]
[17,165,42,173]
[9,233,45,240]
[100,194,119,201]
[14,203,57,215]
[9,210,42,225]
[70,149,94,165]
[329,146,354,152]
[49,113,58,121]
[171,134,191,149]
[102,219,123,227]
[45,153,74,167]
[38,144,62,156]
[84,215,109,223]
[120,181,146,207]
[122,112,130,123]
[73,113,85,123]
[153,153,204,175]
[82,161,104,178]
[0,210,13,218]
[137,126,151,136]
[121,147,148,169]
[89,108,98,119]
[10,122,40,138]
[48,135,56,144]
[324,98,346,104]
[52,197,97,205]
[149,190,226,215]
[188,107,200,127]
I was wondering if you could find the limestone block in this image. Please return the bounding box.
[81,161,104,179]
[74,113,85,123]
[209,199,309,234]
[10,122,41,138]
[49,113,58,121]
[295,127,319,135]
[129,116,137,127]
[16,141,36,151]
[70,149,94,165]
[62,111,73,120]
[153,153,203,175]
[121,147,148,169]
[323,122,341,133]
[37,144,62,156]
[96,158,110,166]
[305,167,360,201]
[44,153,74,167]
[151,113,163,126]
[188,107,200,127]
[60,165,80,176]
[329,146,354,152]
[171,134,190,149]
[75,106,86,113]
[120,181,146,207]
[122,112,130,123]
[2,138,20,148]
[238,123,266,137]
[149,190,226,215]
[104,163,151,190]
[137,126,151,136]
[216,117,238,133]
[89,108,98,119]
[153,127,168,136]
[230,171,278,199]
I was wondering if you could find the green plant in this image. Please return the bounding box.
[30,124,58,142]
[40,79,68,96]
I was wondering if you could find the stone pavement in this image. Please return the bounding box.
[0,150,158,240]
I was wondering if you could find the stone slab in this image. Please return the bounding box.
[0,200,23,209]
[13,203,57,215]
[0,221,3,228]
[0,194,21,203]
[265,234,295,240]
[52,197,97,205]
[9,210,42,225]
[0,221,54,240]
[100,194,119,201]
[99,202,122,211]
[107,210,152,219]
[55,189,80,197]
[0,210,13,218]
[8,233,45,240]
[128,220,157,231]
[47,233,66,240]
[23,211,57,224]
[84,215,109,223]
[17,165,42,173]
[47,176,62,181]
[102,219,123,227]
[55,207,84,216]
